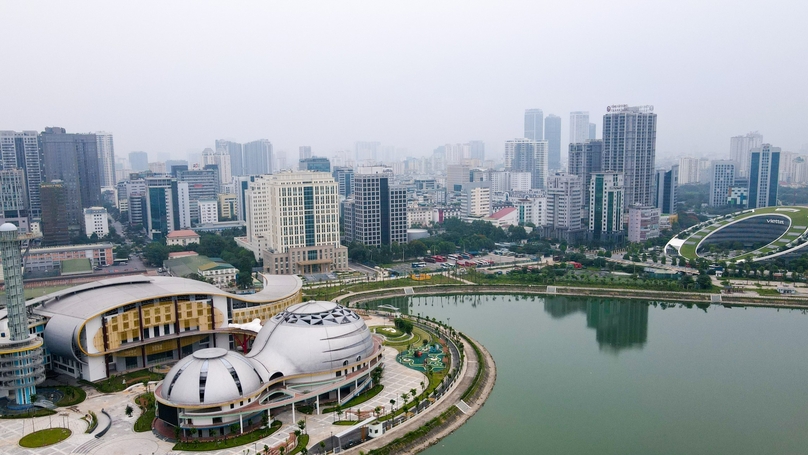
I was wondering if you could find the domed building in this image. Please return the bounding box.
[155,301,383,438]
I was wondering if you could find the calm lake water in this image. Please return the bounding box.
[365,295,808,455]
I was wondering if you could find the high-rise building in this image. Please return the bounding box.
[653,165,679,214]
[460,183,491,218]
[446,164,471,192]
[568,140,603,210]
[129,151,149,172]
[202,147,231,190]
[40,180,69,246]
[545,114,562,171]
[469,140,485,162]
[602,105,657,209]
[355,141,381,163]
[176,181,191,229]
[218,193,238,220]
[96,132,116,187]
[332,166,354,198]
[570,111,590,144]
[245,172,347,274]
[0,222,45,405]
[216,140,244,176]
[589,172,624,241]
[709,161,736,207]
[148,161,167,174]
[0,169,30,232]
[1,131,44,220]
[628,206,660,242]
[41,127,101,237]
[299,146,312,161]
[546,173,584,239]
[524,109,544,141]
[677,157,706,184]
[730,131,763,178]
[504,138,548,190]
[198,199,219,224]
[144,177,182,240]
[243,139,273,175]
[165,160,188,175]
[588,123,597,140]
[176,166,218,224]
[299,157,331,172]
[344,172,408,246]
[748,144,780,209]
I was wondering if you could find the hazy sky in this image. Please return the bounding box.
[1,1,806,162]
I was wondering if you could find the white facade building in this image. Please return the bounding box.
[202,147,232,190]
[246,172,347,274]
[513,197,548,226]
[628,205,660,242]
[198,199,219,224]
[461,184,491,218]
[95,132,116,187]
[83,207,109,238]
[709,161,736,207]
[546,173,583,231]
[504,138,548,190]
[730,131,763,178]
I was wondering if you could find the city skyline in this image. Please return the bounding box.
[0,2,805,162]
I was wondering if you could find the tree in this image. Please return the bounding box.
[125,404,133,417]
[297,419,306,435]
[696,274,713,290]
[143,242,169,266]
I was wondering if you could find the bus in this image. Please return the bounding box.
[411,262,427,268]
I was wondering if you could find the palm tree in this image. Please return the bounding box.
[297,418,306,435]
[389,398,396,413]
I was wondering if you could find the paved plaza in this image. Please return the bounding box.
[0,319,427,455]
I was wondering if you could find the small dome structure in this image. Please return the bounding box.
[246,301,374,382]
[162,348,263,405]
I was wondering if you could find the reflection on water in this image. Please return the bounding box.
[365,294,648,352]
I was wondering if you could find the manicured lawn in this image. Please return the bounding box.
[55,385,87,406]
[173,420,282,451]
[19,428,72,447]
[134,392,155,432]
[81,369,165,393]
[288,434,310,455]
[372,326,404,338]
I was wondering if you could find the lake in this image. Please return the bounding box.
[364,295,808,455]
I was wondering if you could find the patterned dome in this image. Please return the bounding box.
[162,348,263,406]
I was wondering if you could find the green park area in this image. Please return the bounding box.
[19,428,72,448]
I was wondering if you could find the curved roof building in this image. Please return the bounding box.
[0,274,302,382]
[154,301,383,439]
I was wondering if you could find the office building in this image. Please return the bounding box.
[218,193,238,220]
[589,123,597,140]
[513,197,548,226]
[602,105,657,209]
[355,141,381,162]
[545,114,562,171]
[243,139,273,175]
[40,127,102,237]
[589,172,624,241]
[504,138,548,190]
[96,132,116,187]
[748,144,780,209]
[446,164,471,192]
[653,165,679,214]
[129,151,149,172]
[148,161,166,174]
[469,140,485,162]
[0,169,29,232]
[245,172,347,274]
[568,140,603,209]
[677,157,708,184]
[0,131,43,220]
[176,166,218,224]
[299,157,331,172]
[299,146,312,160]
[344,172,408,246]
[546,173,584,240]
[165,160,188,175]
[570,111,590,144]
[198,199,219,224]
[332,166,354,198]
[40,181,69,246]
[216,140,243,176]
[628,206,660,242]
[144,177,182,240]
[730,131,763,178]
[176,181,192,229]
[460,183,491,218]
[83,206,109,238]
[524,109,544,141]
[202,148,231,189]
[709,161,736,207]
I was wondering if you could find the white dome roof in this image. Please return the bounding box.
[246,301,374,380]
[162,348,263,406]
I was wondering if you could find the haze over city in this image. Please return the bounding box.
[1,0,806,161]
